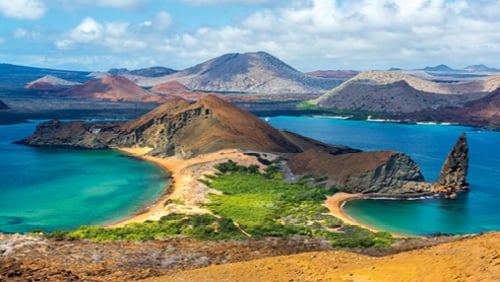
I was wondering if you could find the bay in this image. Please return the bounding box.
[268,116,500,236]
[0,122,167,233]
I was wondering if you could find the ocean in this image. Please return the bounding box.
[0,122,167,233]
[1,117,499,236]
[268,116,500,236]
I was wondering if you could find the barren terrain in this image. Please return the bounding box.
[161,232,500,282]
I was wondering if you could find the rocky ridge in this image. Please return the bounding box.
[17,95,469,196]
[288,149,433,194]
[393,87,500,127]
[312,71,493,113]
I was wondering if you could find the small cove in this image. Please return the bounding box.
[0,122,168,233]
[268,116,500,236]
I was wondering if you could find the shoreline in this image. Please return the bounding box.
[105,148,263,228]
[107,148,414,238]
[324,193,411,238]
[104,147,177,227]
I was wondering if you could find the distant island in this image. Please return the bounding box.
[1,52,499,128]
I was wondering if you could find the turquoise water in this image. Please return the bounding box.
[268,116,500,236]
[0,122,167,233]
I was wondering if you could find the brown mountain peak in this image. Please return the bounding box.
[62,75,151,102]
[114,95,302,158]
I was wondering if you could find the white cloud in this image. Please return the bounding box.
[57,0,148,10]
[0,0,46,20]
[140,21,152,27]
[181,0,272,5]
[56,16,151,53]
[13,28,28,38]
[154,11,172,31]
[69,17,103,42]
[48,0,500,71]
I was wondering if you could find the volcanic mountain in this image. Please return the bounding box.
[311,71,496,113]
[25,75,80,90]
[465,64,500,72]
[128,52,343,95]
[422,64,455,72]
[60,76,166,103]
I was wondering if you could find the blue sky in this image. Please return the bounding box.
[0,0,500,72]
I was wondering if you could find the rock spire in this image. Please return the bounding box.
[435,133,470,195]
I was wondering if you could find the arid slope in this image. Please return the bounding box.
[60,76,160,102]
[312,71,494,113]
[163,232,500,282]
[127,52,343,94]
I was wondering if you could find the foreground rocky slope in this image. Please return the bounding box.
[163,232,500,282]
[1,232,497,281]
[18,95,468,196]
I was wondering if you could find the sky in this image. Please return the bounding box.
[0,0,500,72]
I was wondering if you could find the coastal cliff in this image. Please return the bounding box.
[17,95,468,196]
[434,133,470,195]
[288,149,433,194]
[16,119,122,149]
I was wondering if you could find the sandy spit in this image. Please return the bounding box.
[105,147,265,227]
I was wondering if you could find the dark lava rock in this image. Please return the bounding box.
[435,133,470,193]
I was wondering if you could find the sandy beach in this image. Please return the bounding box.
[107,148,410,238]
[324,192,409,237]
[106,147,269,227]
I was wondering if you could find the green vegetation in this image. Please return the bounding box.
[490,125,500,131]
[296,101,320,110]
[164,198,185,206]
[45,161,398,248]
[296,101,384,120]
[46,213,246,241]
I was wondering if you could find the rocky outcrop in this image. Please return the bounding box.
[288,149,433,195]
[16,119,122,149]
[434,133,470,194]
[113,95,302,158]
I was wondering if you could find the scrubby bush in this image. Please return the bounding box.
[45,161,398,249]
